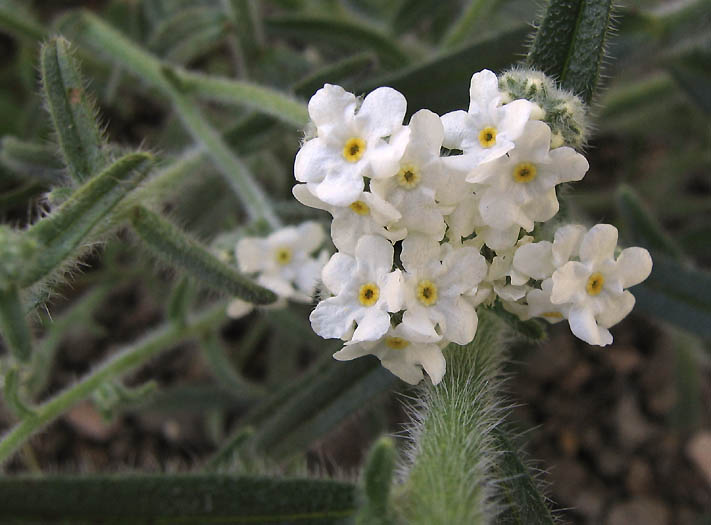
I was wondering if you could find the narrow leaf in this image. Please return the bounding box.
[264,14,410,68]
[20,153,153,288]
[165,277,193,327]
[615,184,685,260]
[40,37,108,184]
[3,368,35,418]
[0,474,356,523]
[492,428,555,525]
[0,136,63,184]
[130,206,276,305]
[441,0,502,49]
[527,0,615,102]
[222,0,265,66]
[358,436,397,525]
[0,0,45,41]
[666,45,711,114]
[202,331,265,398]
[0,285,32,362]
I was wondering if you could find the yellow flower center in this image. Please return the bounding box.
[416,279,438,306]
[385,336,410,350]
[586,272,605,296]
[478,126,497,148]
[358,282,380,306]
[349,200,370,215]
[512,162,537,183]
[343,137,366,162]
[274,247,292,265]
[542,311,564,319]
[396,164,421,189]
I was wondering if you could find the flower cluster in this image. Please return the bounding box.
[292,69,652,385]
[226,221,328,319]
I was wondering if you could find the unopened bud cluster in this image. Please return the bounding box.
[283,69,651,385]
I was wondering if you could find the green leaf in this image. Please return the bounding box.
[0,0,45,41]
[2,368,35,418]
[357,436,397,525]
[40,37,109,184]
[615,184,685,261]
[165,277,194,327]
[0,136,63,184]
[264,13,410,68]
[293,52,377,97]
[634,253,711,339]
[666,45,711,114]
[129,206,277,305]
[527,0,615,103]
[20,153,153,288]
[357,25,529,115]
[492,428,555,525]
[0,474,356,523]
[222,0,265,69]
[202,331,265,399]
[441,0,503,49]
[0,285,31,362]
[149,6,229,65]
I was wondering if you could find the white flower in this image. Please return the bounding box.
[371,110,451,240]
[487,236,532,303]
[400,235,488,345]
[293,184,405,255]
[236,221,327,302]
[467,120,589,232]
[294,84,409,206]
[310,235,401,343]
[550,224,652,346]
[441,69,533,169]
[333,323,446,385]
[512,224,586,280]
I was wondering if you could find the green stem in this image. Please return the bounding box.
[0,302,227,466]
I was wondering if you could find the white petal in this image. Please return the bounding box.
[408,109,445,155]
[296,221,326,254]
[548,146,589,183]
[513,241,554,280]
[552,224,586,266]
[351,308,391,343]
[614,247,653,288]
[441,110,474,150]
[510,120,551,162]
[308,84,357,130]
[597,290,636,328]
[381,355,425,385]
[381,269,403,312]
[356,87,407,138]
[236,237,266,273]
[257,274,295,298]
[310,295,359,339]
[402,305,440,340]
[355,235,394,277]
[479,189,533,231]
[313,164,364,206]
[468,69,500,113]
[368,137,408,179]
[480,225,520,251]
[227,298,254,319]
[322,252,356,295]
[294,138,333,183]
[523,187,559,224]
[439,246,488,294]
[410,344,447,385]
[401,234,440,274]
[333,342,373,361]
[551,261,589,304]
[497,99,533,141]
[580,224,618,265]
[568,306,612,346]
[362,191,402,224]
[292,184,332,213]
[435,297,478,345]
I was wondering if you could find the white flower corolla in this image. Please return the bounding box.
[467,120,589,232]
[399,235,488,345]
[293,184,405,254]
[371,110,450,240]
[333,323,446,385]
[512,224,586,280]
[487,236,532,303]
[441,69,533,169]
[310,235,401,343]
[446,192,521,251]
[549,224,652,346]
[524,279,569,324]
[294,84,409,206]
[236,221,328,302]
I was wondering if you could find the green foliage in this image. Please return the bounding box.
[0,474,356,523]
[527,0,615,102]
[130,206,277,305]
[357,436,397,525]
[40,37,108,184]
[666,45,711,114]
[0,286,32,362]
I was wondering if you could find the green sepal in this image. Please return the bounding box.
[130,206,277,305]
[527,0,615,103]
[0,474,356,523]
[3,368,35,418]
[20,152,153,288]
[0,285,32,363]
[40,37,108,184]
[357,436,397,525]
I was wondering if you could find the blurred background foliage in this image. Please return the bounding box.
[0,0,709,523]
